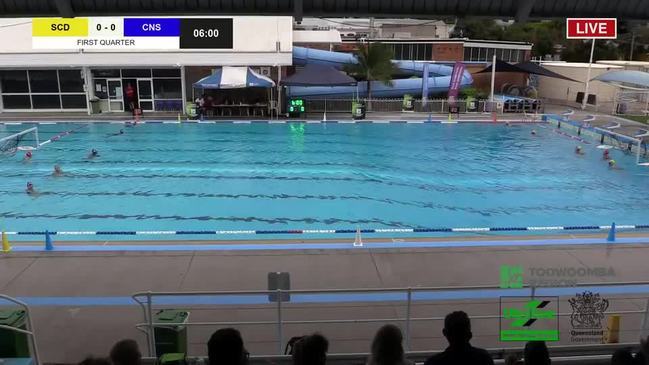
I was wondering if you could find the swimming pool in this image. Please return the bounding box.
[1,121,647,240]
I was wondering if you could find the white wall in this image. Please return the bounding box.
[0,17,293,67]
[537,63,624,103]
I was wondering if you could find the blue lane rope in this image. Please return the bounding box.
[3,224,644,236]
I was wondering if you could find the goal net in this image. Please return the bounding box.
[0,127,40,155]
[595,127,648,165]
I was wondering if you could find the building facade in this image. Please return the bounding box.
[0,17,293,113]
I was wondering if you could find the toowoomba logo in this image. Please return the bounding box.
[568,291,610,343]
[500,265,615,288]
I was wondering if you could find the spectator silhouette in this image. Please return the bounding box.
[423,311,494,365]
[208,328,249,365]
[524,341,550,365]
[78,357,111,365]
[292,333,328,365]
[611,349,636,365]
[367,324,413,365]
[110,339,141,365]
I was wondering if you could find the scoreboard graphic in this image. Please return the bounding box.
[32,17,234,50]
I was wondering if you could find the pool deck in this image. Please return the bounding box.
[1,106,646,141]
[3,233,649,362]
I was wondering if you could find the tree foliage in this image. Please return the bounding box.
[345,43,398,106]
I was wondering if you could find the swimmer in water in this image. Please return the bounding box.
[531,129,537,135]
[88,149,99,159]
[603,149,610,160]
[52,164,63,176]
[26,182,36,195]
[575,145,585,155]
[107,129,124,137]
[608,159,621,170]
[23,151,32,161]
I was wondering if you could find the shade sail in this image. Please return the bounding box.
[282,64,357,86]
[592,70,649,90]
[193,67,275,89]
[516,61,580,82]
[476,59,528,74]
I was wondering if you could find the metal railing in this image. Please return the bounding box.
[304,98,544,115]
[0,294,40,365]
[132,280,649,358]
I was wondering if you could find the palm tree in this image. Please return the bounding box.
[345,43,397,110]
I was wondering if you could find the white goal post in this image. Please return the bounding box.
[0,127,40,154]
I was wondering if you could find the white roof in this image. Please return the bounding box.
[293,30,342,43]
[541,62,624,69]
[597,60,649,67]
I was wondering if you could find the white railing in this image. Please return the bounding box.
[132,280,649,358]
[0,294,40,365]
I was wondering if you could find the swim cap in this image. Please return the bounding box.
[26,151,32,157]
[27,182,33,188]
[609,159,616,165]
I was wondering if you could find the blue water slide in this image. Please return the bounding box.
[290,46,473,98]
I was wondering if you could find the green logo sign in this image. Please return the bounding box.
[500,297,559,342]
[500,265,524,289]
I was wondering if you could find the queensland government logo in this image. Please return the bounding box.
[568,291,609,343]
[500,296,560,342]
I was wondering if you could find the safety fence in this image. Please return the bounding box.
[132,281,649,359]
[2,279,647,365]
[304,98,544,114]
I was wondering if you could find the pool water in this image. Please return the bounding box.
[1,122,648,239]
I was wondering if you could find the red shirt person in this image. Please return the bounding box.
[125,83,136,111]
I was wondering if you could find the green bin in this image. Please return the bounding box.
[153,310,189,358]
[0,310,29,358]
[352,100,366,120]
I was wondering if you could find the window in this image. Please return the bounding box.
[92,69,120,78]
[61,94,87,109]
[393,44,403,60]
[94,79,108,99]
[0,70,29,93]
[152,69,181,77]
[31,94,61,109]
[153,79,182,99]
[121,69,151,77]
[1,68,86,111]
[59,70,84,92]
[486,48,495,61]
[503,49,512,62]
[463,47,469,61]
[29,70,59,93]
[424,44,432,60]
[511,50,520,63]
[2,95,30,109]
[477,48,485,62]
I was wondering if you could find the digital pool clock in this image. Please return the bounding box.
[32,17,233,50]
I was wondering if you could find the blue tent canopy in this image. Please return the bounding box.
[193,67,275,89]
[592,70,649,90]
